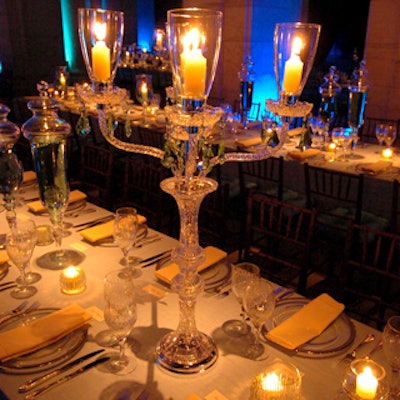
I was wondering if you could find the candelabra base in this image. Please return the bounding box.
[155,330,218,374]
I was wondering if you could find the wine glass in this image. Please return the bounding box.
[384,123,397,149]
[222,262,260,337]
[309,116,325,149]
[382,316,400,399]
[12,217,41,285]
[243,278,275,360]
[376,123,387,146]
[113,207,141,278]
[103,269,137,375]
[5,229,37,299]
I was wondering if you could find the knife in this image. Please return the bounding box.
[139,249,171,267]
[0,284,17,292]
[73,215,114,230]
[0,281,14,288]
[24,356,110,399]
[19,349,105,393]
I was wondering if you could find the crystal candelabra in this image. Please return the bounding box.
[238,55,256,129]
[78,7,284,374]
[267,22,321,140]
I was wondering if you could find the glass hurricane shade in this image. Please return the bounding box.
[167,8,222,103]
[274,22,321,99]
[78,8,124,85]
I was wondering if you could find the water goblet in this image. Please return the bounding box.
[382,316,400,399]
[384,123,397,149]
[5,230,37,299]
[376,123,387,146]
[113,207,141,278]
[222,262,260,337]
[103,269,137,375]
[12,217,41,285]
[243,278,275,360]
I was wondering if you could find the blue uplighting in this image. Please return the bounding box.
[136,1,155,50]
[60,0,74,69]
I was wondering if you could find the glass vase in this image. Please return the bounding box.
[22,97,84,270]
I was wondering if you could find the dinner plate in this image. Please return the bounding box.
[95,224,148,247]
[0,308,88,374]
[354,163,398,176]
[262,298,356,358]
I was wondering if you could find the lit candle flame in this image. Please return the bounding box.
[94,22,106,42]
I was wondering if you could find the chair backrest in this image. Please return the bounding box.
[340,222,400,329]
[391,179,399,234]
[80,142,114,209]
[359,117,400,145]
[243,191,316,294]
[121,157,177,235]
[238,156,284,201]
[233,100,261,121]
[304,163,364,224]
[138,126,165,150]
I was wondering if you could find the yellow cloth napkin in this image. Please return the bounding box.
[0,251,9,264]
[80,215,147,243]
[266,293,344,350]
[287,127,307,137]
[0,304,92,362]
[26,190,87,213]
[155,246,227,284]
[235,136,262,148]
[23,171,36,183]
[360,160,393,174]
[288,148,322,160]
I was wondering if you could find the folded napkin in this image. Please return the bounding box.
[26,190,87,213]
[288,148,322,160]
[0,251,9,264]
[266,293,344,350]
[0,303,92,362]
[360,160,393,174]
[155,246,227,284]
[23,171,36,183]
[80,214,147,243]
[287,127,307,137]
[235,136,262,148]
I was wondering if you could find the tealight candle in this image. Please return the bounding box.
[60,266,86,294]
[356,366,378,399]
[261,372,284,392]
[327,143,337,152]
[382,148,393,159]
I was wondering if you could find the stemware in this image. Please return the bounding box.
[375,123,387,147]
[309,115,325,149]
[103,269,137,375]
[12,217,41,285]
[384,123,397,148]
[113,207,141,278]
[243,278,275,360]
[382,316,400,399]
[222,262,260,337]
[5,230,37,299]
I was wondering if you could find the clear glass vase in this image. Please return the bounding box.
[22,97,84,270]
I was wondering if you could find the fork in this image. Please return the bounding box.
[340,333,375,363]
[0,300,29,318]
[0,301,40,325]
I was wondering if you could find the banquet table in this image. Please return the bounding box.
[0,181,391,400]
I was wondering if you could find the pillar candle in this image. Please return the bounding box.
[282,37,304,94]
[92,22,111,82]
[181,28,207,98]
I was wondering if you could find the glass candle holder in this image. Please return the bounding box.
[342,359,389,400]
[60,266,86,294]
[78,8,124,89]
[249,359,302,400]
[167,8,222,107]
[273,22,321,104]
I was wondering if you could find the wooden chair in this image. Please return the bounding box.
[233,100,261,121]
[339,222,400,329]
[137,126,165,150]
[77,143,114,210]
[359,117,400,145]
[391,179,399,234]
[116,156,178,236]
[242,191,316,294]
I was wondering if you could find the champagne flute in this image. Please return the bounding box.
[5,230,37,299]
[243,278,275,360]
[376,123,387,146]
[222,262,260,337]
[12,217,41,284]
[382,316,400,399]
[103,269,137,375]
[113,207,141,278]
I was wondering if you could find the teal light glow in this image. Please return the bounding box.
[136,1,154,50]
[60,0,74,70]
